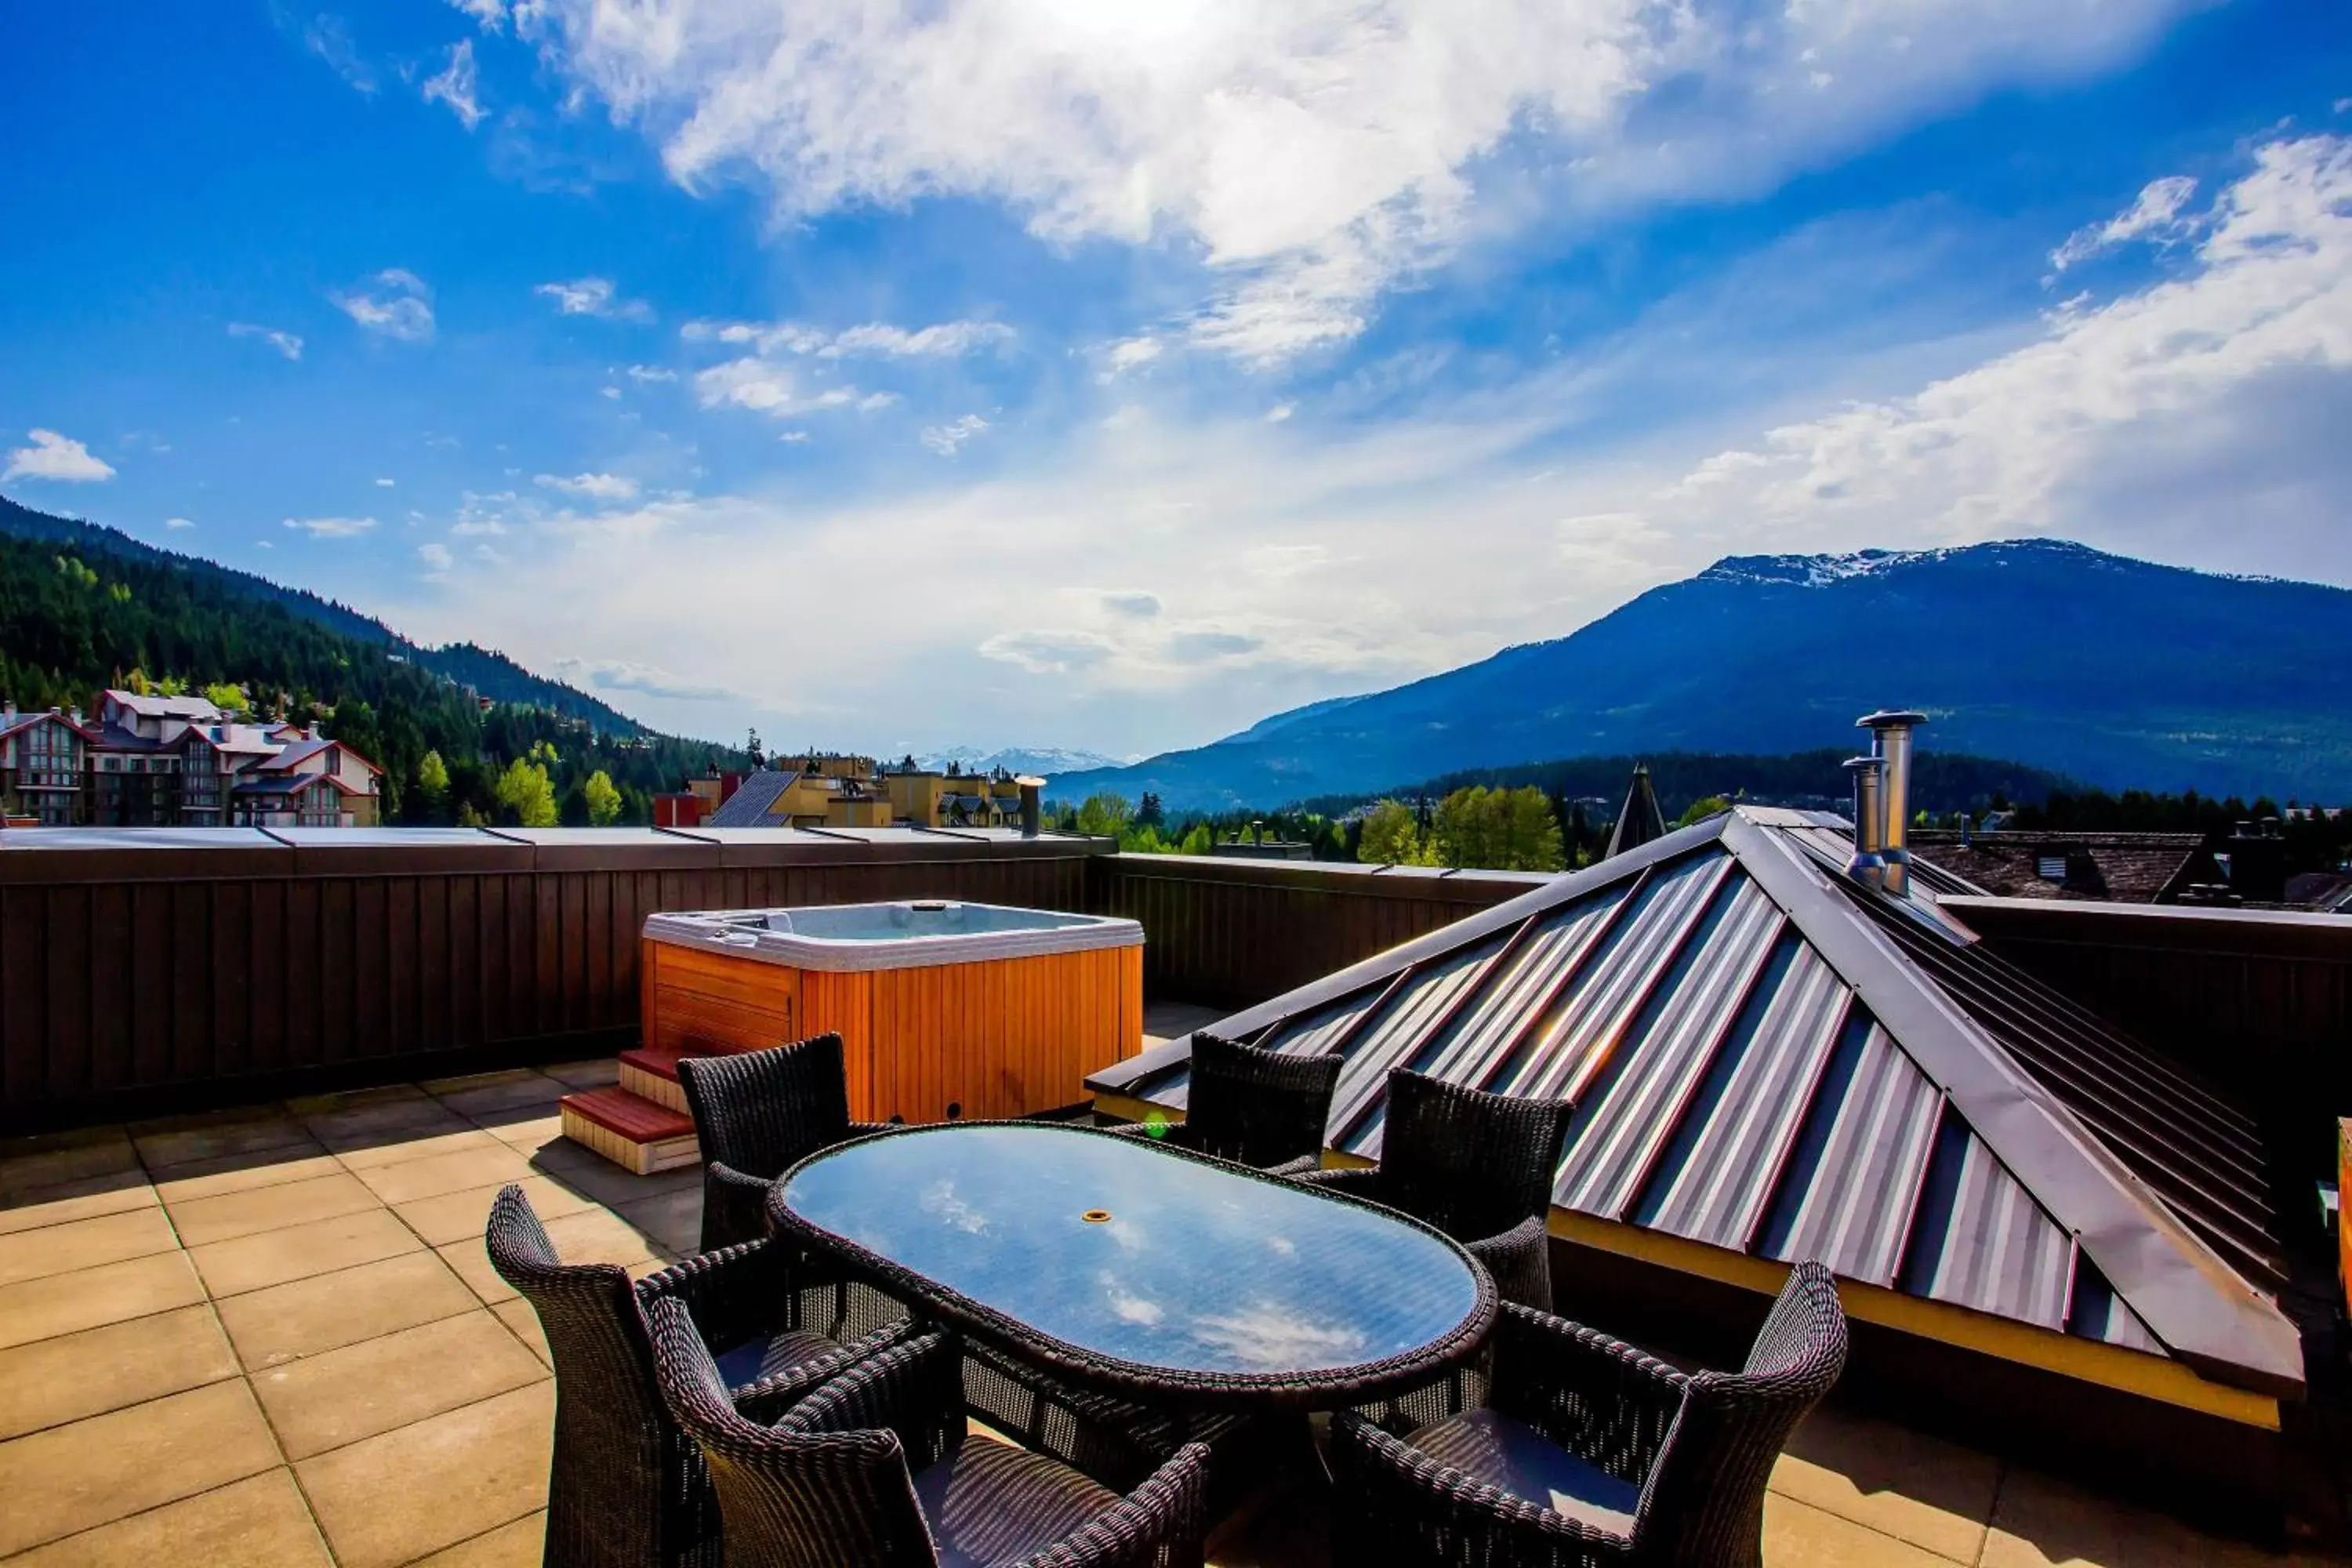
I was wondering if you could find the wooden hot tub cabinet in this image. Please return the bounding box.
[641,935,1143,1123]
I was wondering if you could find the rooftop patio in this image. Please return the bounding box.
[1,1051,2339,1567]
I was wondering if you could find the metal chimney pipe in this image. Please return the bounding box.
[1015,775,1044,837]
[1858,710,1927,897]
[1846,756,1887,892]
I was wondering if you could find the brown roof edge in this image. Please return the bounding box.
[1727,816,2304,1398]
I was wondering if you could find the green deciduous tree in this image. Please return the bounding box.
[1075,793,1133,837]
[1675,794,1733,829]
[1428,785,1566,871]
[583,768,622,826]
[495,755,558,827]
[1358,798,1434,866]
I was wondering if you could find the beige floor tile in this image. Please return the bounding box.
[132,1118,318,1172]
[1772,1403,1997,1563]
[438,1080,568,1120]
[303,1098,476,1161]
[541,1204,663,1268]
[409,1511,549,1566]
[0,1250,207,1352]
[0,1378,282,1557]
[150,1149,344,1204]
[216,1250,480,1369]
[1979,1466,2280,1568]
[1763,1494,1963,1567]
[0,1303,238,1440]
[490,1298,550,1366]
[423,1068,549,1096]
[330,1123,506,1172]
[0,1124,134,1160]
[252,1308,548,1459]
[286,1083,430,1116]
[483,1113,569,1158]
[1,1467,330,1567]
[0,1136,142,1201]
[540,1058,619,1089]
[188,1207,422,1298]
[164,1170,380,1247]
[394,1174,599,1247]
[296,1378,554,1568]
[356,1143,537,1204]
[612,1184,702,1256]
[530,1142,702,1208]
[0,1169,158,1237]
[0,1204,180,1289]
[437,1237,521,1305]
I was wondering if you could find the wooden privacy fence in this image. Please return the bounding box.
[0,827,1102,1128]
[1949,895,2352,1179]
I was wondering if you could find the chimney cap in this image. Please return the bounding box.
[1857,710,1929,730]
[1843,754,1886,775]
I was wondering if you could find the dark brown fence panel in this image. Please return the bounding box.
[1091,855,1550,1011]
[1949,896,2352,1179]
[0,829,1112,1130]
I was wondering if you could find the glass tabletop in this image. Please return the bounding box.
[778,1123,1485,1385]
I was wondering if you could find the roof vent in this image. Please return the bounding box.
[1858,710,1928,898]
[1845,755,1887,891]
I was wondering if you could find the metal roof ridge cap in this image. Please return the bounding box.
[1722,815,2303,1391]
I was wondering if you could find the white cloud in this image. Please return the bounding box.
[1098,336,1162,382]
[2049,175,2201,272]
[550,656,741,702]
[374,477,396,488]
[977,630,1120,675]
[228,322,304,361]
[1100,591,1162,619]
[448,0,506,31]
[535,471,641,501]
[282,515,378,538]
[1265,404,1295,423]
[422,38,486,131]
[515,0,2188,366]
[1661,136,2352,551]
[626,364,677,383]
[778,430,809,443]
[535,276,654,322]
[921,414,989,456]
[855,391,897,412]
[695,358,861,418]
[165,517,195,530]
[331,270,434,341]
[419,541,456,576]
[2,430,114,484]
[301,13,376,94]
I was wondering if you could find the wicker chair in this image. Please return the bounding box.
[1108,1031,1341,1175]
[1294,1068,1573,1310]
[487,1185,909,1568]
[1328,1262,1849,1568]
[676,1033,891,1250]
[648,1298,1213,1568]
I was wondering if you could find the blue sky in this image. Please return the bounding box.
[3,0,2348,760]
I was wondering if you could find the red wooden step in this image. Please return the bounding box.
[619,1045,691,1084]
[560,1086,695,1143]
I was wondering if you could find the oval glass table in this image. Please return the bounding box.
[768,1122,1497,1410]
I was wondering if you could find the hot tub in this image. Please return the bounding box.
[640,902,1144,1124]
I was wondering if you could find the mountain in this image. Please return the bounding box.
[1051,540,2352,811]
[0,492,746,822]
[918,745,1132,777]
[0,495,648,738]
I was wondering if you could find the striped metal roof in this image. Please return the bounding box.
[1088,807,2298,1396]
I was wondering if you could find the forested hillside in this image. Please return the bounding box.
[0,505,746,825]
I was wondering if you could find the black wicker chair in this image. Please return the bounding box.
[648,1298,1212,1568]
[677,1033,891,1250]
[1108,1031,1341,1175]
[487,1184,910,1568]
[1328,1261,1849,1568]
[1294,1067,1572,1311]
